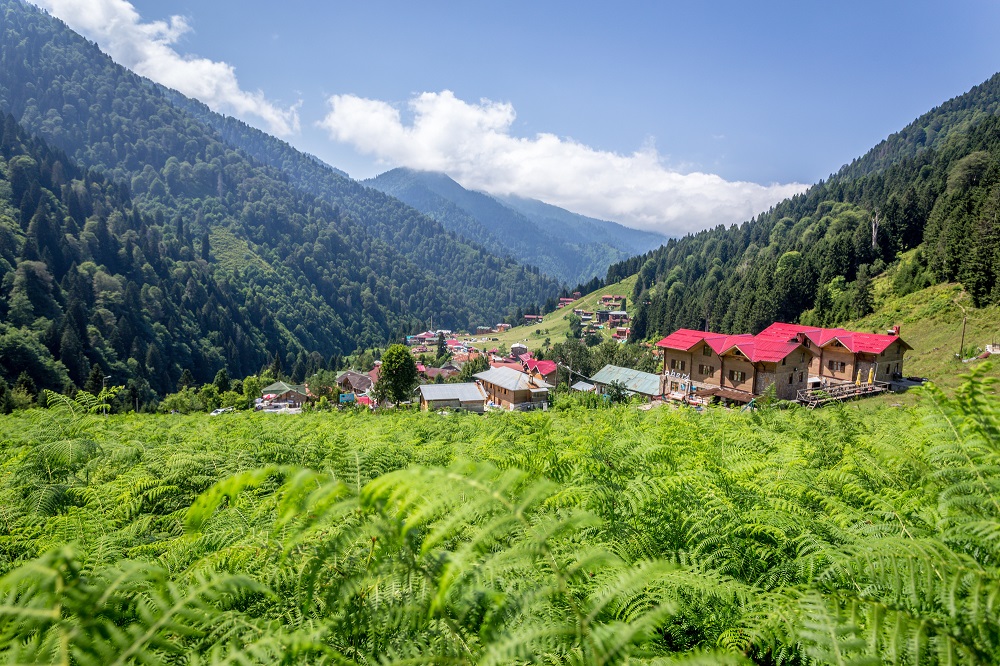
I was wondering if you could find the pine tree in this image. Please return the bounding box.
[213,368,230,394]
[84,363,104,395]
[177,368,195,391]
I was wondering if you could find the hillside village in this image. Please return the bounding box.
[254,279,918,413]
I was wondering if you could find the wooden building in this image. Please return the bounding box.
[418,383,485,412]
[260,381,309,408]
[336,370,373,394]
[656,329,813,403]
[755,323,910,386]
[656,322,910,405]
[474,366,551,411]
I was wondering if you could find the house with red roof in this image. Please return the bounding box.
[656,323,909,404]
[755,322,910,385]
[522,358,558,385]
[655,328,813,403]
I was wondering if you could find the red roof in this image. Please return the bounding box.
[526,359,557,376]
[416,363,426,373]
[704,334,755,354]
[655,329,757,354]
[491,361,524,372]
[356,395,373,406]
[655,329,716,351]
[518,352,534,363]
[658,321,911,363]
[756,322,910,354]
[726,338,804,363]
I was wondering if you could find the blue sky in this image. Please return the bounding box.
[33,0,1000,235]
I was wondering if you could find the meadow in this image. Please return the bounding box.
[1,367,999,664]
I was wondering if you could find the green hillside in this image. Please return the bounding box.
[486,275,637,349]
[614,72,1000,345]
[0,0,561,400]
[842,279,1000,391]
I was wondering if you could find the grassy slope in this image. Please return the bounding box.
[841,279,1000,397]
[478,275,637,349]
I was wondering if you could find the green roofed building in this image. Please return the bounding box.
[260,381,309,407]
[589,364,663,401]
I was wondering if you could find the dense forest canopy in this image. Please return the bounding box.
[613,73,1000,341]
[0,0,562,399]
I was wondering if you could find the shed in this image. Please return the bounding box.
[418,383,485,412]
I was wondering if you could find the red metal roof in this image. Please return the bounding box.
[655,329,716,351]
[756,322,909,354]
[526,359,557,376]
[728,339,804,363]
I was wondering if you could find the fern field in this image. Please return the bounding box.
[1,368,999,664]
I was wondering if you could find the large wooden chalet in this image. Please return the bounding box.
[656,323,910,405]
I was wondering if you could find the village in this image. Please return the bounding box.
[253,287,915,414]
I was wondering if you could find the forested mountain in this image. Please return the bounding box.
[616,72,1000,341]
[157,94,561,298]
[0,0,561,401]
[365,167,666,284]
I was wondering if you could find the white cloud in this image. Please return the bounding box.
[319,91,807,235]
[33,0,300,136]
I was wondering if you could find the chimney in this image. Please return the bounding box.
[888,325,900,336]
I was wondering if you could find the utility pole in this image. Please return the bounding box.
[958,316,967,361]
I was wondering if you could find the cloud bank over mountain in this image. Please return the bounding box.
[320,90,807,234]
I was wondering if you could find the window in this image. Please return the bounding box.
[827,360,846,372]
[703,345,712,356]
[799,372,804,382]
[698,364,714,375]
[788,374,793,384]
[728,370,746,383]
[782,358,786,366]
[680,360,686,371]
[670,359,677,370]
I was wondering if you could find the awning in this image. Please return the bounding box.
[693,387,754,403]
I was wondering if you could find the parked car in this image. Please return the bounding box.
[210,407,235,416]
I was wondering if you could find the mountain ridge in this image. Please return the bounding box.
[365,166,666,284]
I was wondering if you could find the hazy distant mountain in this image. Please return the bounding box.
[365,168,667,285]
[493,193,667,257]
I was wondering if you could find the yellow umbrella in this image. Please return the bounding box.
[868,367,875,384]
[855,369,862,385]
